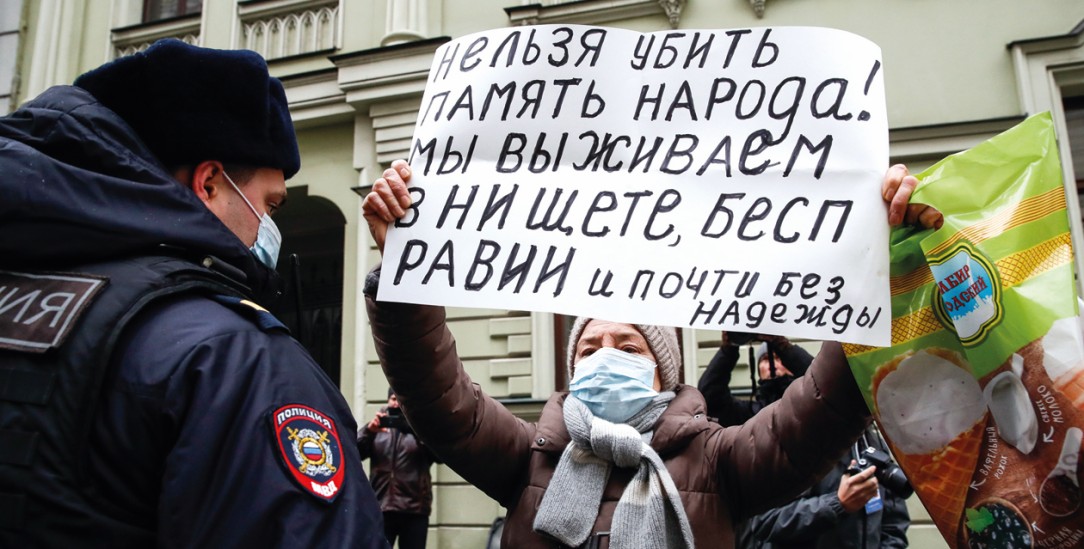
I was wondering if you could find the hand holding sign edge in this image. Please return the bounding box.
[363,159,413,254]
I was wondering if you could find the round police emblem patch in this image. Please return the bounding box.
[271,404,346,502]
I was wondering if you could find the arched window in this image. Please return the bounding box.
[269,186,346,387]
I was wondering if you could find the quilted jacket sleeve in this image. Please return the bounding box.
[365,272,535,506]
[714,341,872,519]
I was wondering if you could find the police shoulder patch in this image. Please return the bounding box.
[271,404,346,502]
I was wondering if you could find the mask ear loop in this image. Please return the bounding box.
[222,170,281,269]
[222,170,263,220]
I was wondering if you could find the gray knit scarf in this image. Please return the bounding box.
[533,393,695,549]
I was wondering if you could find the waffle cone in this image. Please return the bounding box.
[887,417,986,544]
[1054,366,1084,412]
[872,348,985,544]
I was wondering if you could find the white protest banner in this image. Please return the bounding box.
[378,25,891,346]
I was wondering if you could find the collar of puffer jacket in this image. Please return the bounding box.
[533,385,715,458]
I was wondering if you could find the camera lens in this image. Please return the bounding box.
[878,465,914,498]
[859,446,914,498]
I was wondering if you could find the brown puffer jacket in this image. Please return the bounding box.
[367,296,870,549]
[357,412,437,515]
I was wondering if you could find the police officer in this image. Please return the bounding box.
[0,40,387,547]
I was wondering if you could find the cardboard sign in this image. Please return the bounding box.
[380,25,890,346]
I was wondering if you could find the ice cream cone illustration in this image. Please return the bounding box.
[873,348,988,542]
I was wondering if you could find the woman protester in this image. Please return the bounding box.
[360,162,939,548]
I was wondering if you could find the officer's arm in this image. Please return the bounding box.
[155,320,386,548]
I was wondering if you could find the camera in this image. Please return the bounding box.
[378,407,411,432]
[848,446,914,498]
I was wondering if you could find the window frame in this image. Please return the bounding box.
[142,0,202,24]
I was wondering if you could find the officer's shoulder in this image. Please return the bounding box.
[112,293,291,388]
[136,292,289,337]
[207,294,290,334]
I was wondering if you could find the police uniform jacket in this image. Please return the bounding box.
[0,86,387,548]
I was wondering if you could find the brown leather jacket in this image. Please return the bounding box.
[367,295,870,549]
[357,413,437,515]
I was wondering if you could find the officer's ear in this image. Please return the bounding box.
[181,160,226,206]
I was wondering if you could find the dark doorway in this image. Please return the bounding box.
[269,186,346,387]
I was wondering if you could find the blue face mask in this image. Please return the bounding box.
[223,171,282,269]
[569,347,659,423]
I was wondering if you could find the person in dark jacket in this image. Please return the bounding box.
[358,160,939,548]
[0,39,387,548]
[697,332,815,426]
[746,425,911,549]
[358,389,439,549]
[699,334,910,548]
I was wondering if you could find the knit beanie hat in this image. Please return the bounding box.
[754,342,769,366]
[566,317,681,391]
[74,38,300,179]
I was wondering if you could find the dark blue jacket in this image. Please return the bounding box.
[697,342,813,426]
[0,86,387,548]
[746,427,910,549]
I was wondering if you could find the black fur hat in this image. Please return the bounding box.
[74,39,300,179]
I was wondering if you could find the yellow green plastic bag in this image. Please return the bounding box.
[845,112,1084,548]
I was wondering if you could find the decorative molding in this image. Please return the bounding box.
[1008,18,1084,55]
[23,0,83,101]
[488,316,533,397]
[237,0,339,61]
[382,0,428,46]
[331,38,448,163]
[749,0,766,19]
[505,0,679,27]
[887,116,1026,162]
[369,98,423,165]
[657,0,684,28]
[278,68,353,129]
[498,398,546,422]
[110,14,201,58]
[530,313,557,398]
[331,37,448,107]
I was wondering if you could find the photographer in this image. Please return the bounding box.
[358,389,439,549]
[746,424,911,549]
[697,332,814,426]
[698,334,910,548]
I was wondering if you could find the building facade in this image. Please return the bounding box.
[7,1,1084,547]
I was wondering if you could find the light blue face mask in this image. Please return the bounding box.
[223,171,282,269]
[569,347,658,423]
